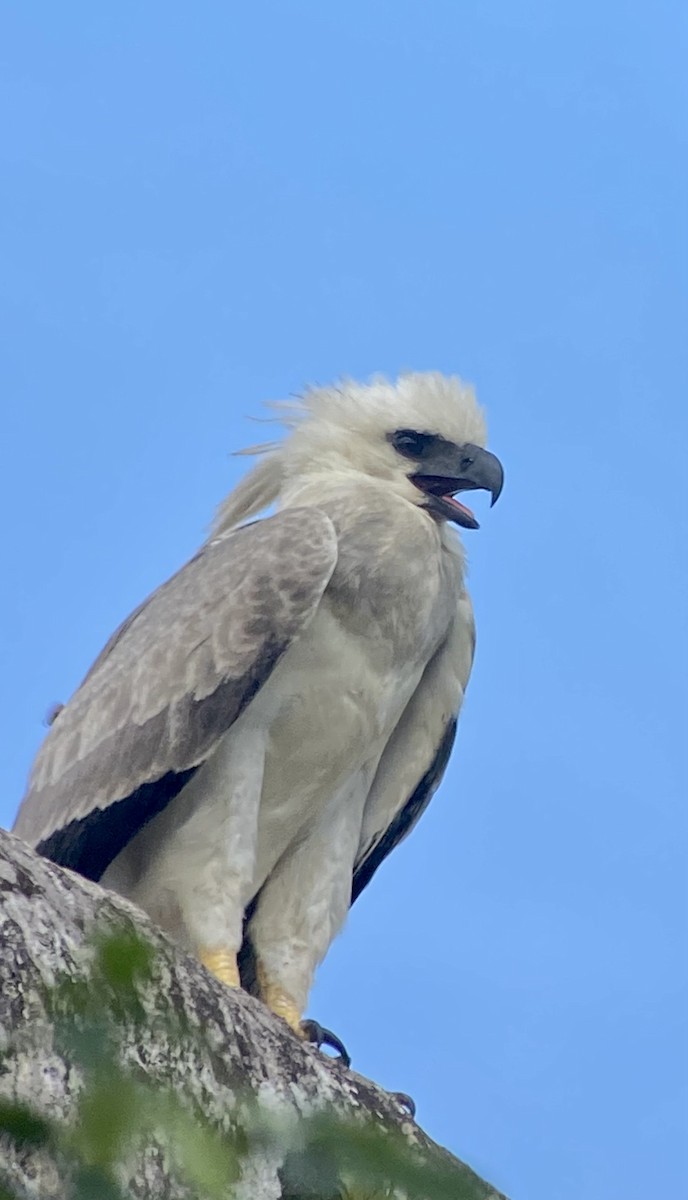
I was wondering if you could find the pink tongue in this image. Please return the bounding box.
[445,495,475,520]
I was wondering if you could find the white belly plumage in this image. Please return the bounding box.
[101,601,427,1005]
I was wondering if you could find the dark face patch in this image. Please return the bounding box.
[387,429,453,462]
[387,429,504,529]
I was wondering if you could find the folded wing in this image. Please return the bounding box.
[351,593,475,903]
[13,508,338,879]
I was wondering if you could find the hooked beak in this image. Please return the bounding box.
[411,443,504,529]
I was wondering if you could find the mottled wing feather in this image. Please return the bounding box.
[351,592,475,903]
[14,508,338,853]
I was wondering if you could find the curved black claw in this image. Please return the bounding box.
[300,1019,351,1069]
[390,1091,416,1119]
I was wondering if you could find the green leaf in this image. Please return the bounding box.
[93,927,155,994]
[0,1100,53,1149]
[74,1076,143,1170]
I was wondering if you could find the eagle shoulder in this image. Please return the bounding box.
[13,508,338,869]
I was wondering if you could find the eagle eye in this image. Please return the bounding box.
[389,429,438,459]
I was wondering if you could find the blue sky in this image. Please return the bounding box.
[1,3,686,1197]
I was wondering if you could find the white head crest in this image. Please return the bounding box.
[214,372,489,535]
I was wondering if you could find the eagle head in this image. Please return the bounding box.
[283,372,504,530]
[214,372,503,534]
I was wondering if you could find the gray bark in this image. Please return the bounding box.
[0,828,507,1200]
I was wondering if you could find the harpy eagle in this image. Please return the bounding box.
[14,372,503,1049]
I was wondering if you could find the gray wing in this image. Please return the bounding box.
[14,508,337,878]
[351,593,475,903]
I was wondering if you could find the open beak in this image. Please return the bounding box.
[411,443,504,529]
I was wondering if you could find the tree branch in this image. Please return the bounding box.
[0,828,507,1200]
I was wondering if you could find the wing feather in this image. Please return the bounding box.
[14,508,337,861]
[351,592,475,903]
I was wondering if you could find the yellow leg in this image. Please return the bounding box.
[256,961,303,1034]
[198,947,240,989]
[255,961,351,1064]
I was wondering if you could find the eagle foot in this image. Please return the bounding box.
[198,947,240,989]
[300,1018,351,1069]
[389,1091,416,1119]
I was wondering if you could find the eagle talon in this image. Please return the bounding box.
[300,1019,351,1069]
[390,1091,416,1119]
[198,947,240,989]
